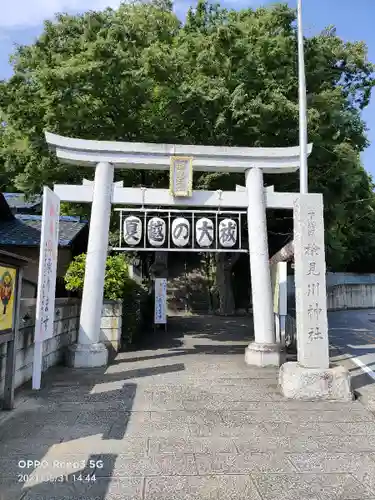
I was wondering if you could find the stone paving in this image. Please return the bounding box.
[1,315,375,499]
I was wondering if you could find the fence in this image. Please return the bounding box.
[287,273,375,297]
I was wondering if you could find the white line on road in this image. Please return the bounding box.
[349,354,375,382]
[347,344,375,350]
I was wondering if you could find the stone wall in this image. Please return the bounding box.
[327,284,375,311]
[99,300,122,355]
[0,298,80,398]
[0,298,123,400]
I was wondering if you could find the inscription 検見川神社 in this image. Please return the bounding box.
[307,282,320,297]
[307,261,320,276]
[308,326,323,341]
[307,302,322,321]
[304,208,325,342]
[305,213,321,276]
[304,242,320,257]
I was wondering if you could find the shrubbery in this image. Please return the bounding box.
[65,253,152,348]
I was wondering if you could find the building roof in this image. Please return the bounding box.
[3,192,42,211]
[0,193,14,221]
[0,214,88,247]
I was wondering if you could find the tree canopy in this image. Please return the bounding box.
[0,0,374,271]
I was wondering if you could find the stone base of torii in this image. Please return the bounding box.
[45,132,352,401]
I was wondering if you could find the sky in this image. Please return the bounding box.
[0,0,374,175]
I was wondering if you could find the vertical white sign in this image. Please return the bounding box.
[154,278,167,324]
[32,187,60,390]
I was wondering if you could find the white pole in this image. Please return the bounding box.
[297,0,308,194]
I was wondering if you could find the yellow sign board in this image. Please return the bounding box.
[170,156,193,197]
[0,265,17,333]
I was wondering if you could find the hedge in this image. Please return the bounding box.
[65,253,153,348]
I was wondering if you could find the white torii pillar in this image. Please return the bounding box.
[67,162,114,367]
[244,167,280,366]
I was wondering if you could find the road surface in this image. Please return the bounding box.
[329,309,375,406]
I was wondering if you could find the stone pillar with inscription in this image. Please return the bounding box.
[279,193,352,400]
[294,193,329,369]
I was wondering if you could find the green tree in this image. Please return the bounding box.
[65,253,131,299]
[1,0,374,287]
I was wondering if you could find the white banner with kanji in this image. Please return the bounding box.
[35,187,60,342]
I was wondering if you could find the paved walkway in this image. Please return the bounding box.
[2,315,375,499]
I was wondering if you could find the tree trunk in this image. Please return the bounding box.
[269,240,294,266]
[149,251,168,278]
[148,251,168,295]
[215,252,240,315]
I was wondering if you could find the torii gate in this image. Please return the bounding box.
[45,132,352,401]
